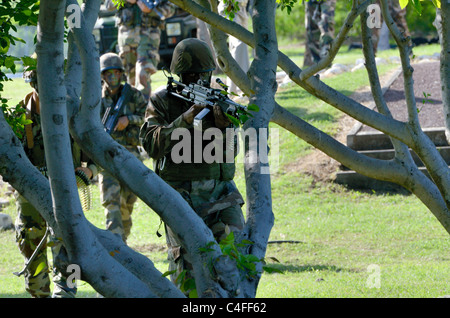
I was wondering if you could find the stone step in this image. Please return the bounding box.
[334,166,433,193]
[340,145,450,170]
[347,127,448,151]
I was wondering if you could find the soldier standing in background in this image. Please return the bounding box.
[99,53,148,243]
[105,0,175,100]
[372,0,411,54]
[218,0,250,94]
[303,0,336,67]
[433,7,442,44]
[14,65,97,298]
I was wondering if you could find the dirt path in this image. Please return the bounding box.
[361,60,443,132]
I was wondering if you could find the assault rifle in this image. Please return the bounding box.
[165,72,254,127]
[102,83,132,134]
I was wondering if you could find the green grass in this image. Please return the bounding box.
[256,173,450,297]
[1,42,448,298]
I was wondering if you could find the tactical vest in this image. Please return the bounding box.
[151,89,235,182]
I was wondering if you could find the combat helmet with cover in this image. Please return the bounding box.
[170,38,215,75]
[100,52,124,73]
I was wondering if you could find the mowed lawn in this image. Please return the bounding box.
[1,43,448,298]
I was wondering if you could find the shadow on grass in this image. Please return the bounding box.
[264,263,348,274]
[275,86,355,123]
[0,292,30,298]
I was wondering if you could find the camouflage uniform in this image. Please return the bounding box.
[100,69,148,242]
[218,0,250,93]
[433,8,442,44]
[15,85,97,298]
[372,0,411,54]
[112,0,175,99]
[140,39,245,290]
[303,0,336,67]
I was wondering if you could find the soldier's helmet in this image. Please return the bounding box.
[100,52,124,73]
[170,38,216,75]
[23,53,37,87]
[23,69,37,84]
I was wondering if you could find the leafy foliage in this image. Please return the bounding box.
[276,0,299,14]
[1,0,39,135]
[220,0,242,21]
[216,80,260,126]
[0,0,39,86]
[199,231,283,283]
[400,0,440,13]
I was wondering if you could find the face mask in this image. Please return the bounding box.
[180,72,212,85]
[103,69,122,90]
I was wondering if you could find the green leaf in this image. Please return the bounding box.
[198,247,216,253]
[238,114,249,123]
[19,113,32,125]
[22,56,37,69]
[262,265,284,274]
[431,0,441,8]
[410,0,422,14]
[33,261,47,277]
[185,278,196,290]
[399,0,409,9]
[162,269,177,277]
[247,103,260,112]
[225,113,241,127]
[268,256,280,263]
[0,40,10,54]
[4,56,17,69]
[188,288,198,298]
[243,262,256,271]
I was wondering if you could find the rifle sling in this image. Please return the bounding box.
[25,91,40,150]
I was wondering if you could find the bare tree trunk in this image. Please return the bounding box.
[440,2,450,144]
[238,0,277,297]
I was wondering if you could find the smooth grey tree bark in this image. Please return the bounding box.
[0,0,449,298]
[440,3,450,144]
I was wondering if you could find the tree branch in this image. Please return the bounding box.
[379,0,418,127]
[271,103,450,234]
[360,7,414,163]
[172,0,414,149]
